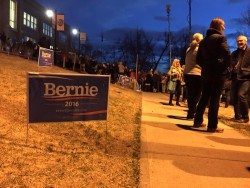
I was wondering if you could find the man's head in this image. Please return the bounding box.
[209,18,225,34]
[236,35,248,50]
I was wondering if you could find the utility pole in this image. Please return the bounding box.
[187,0,192,41]
[101,31,104,63]
[78,30,81,54]
[54,10,57,53]
[46,9,57,64]
[166,4,171,65]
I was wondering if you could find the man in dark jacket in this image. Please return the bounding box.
[193,18,231,133]
[231,35,249,123]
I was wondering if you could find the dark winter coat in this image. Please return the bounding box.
[196,28,231,79]
[231,46,250,80]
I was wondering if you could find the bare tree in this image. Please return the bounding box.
[239,5,250,27]
[81,39,93,58]
[233,5,250,36]
[119,28,155,71]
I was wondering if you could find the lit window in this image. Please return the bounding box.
[34,18,37,30]
[33,18,37,29]
[23,12,37,30]
[43,23,53,37]
[27,14,30,27]
[31,17,34,28]
[9,0,17,29]
[23,12,26,25]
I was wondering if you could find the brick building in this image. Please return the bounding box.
[0,0,73,51]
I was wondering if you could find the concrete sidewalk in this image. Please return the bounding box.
[140,92,250,188]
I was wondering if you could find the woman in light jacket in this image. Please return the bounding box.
[167,58,183,106]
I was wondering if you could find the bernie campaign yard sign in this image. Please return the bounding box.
[27,72,110,123]
[38,47,54,67]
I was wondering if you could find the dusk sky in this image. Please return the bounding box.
[37,0,249,44]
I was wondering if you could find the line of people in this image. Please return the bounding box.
[167,17,249,133]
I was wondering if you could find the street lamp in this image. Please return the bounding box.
[46,9,54,18]
[166,4,171,65]
[72,28,78,35]
[72,28,80,54]
[46,9,57,63]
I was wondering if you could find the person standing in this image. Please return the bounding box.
[193,18,231,133]
[231,35,250,123]
[117,61,125,75]
[184,33,204,119]
[161,74,168,93]
[167,58,183,106]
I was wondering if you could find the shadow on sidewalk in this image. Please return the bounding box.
[160,102,168,105]
[142,121,180,131]
[167,115,188,120]
[207,136,250,147]
[176,124,207,133]
[141,141,250,178]
[160,102,187,108]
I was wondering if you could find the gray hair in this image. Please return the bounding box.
[237,35,248,42]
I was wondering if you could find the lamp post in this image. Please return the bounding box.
[46,9,57,63]
[166,4,171,65]
[72,28,80,54]
[72,28,81,71]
